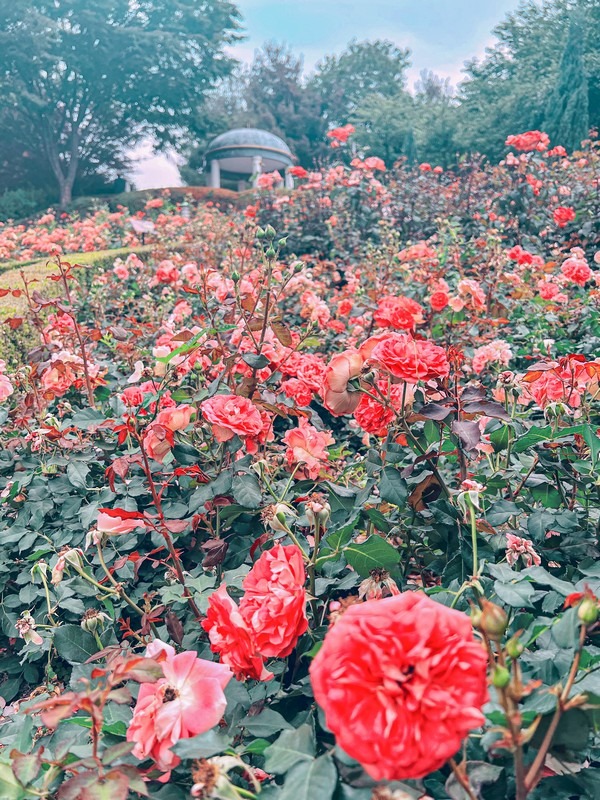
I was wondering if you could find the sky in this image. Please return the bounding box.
[131,0,524,189]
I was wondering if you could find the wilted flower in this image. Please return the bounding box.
[505,533,541,568]
[16,611,43,646]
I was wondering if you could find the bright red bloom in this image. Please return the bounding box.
[202,584,273,681]
[309,592,488,781]
[240,544,308,658]
[553,206,576,228]
[327,124,355,144]
[429,290,449,312]
[370,334,450,384]
[289,166,308,178]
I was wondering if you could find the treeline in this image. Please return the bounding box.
[185,0,599,176]
[0,0,597,217]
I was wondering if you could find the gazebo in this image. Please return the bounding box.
[204,128,295,190]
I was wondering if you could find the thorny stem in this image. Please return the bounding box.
[96,543,160,639]
[524,624,587,794]
[448,758,478,800]
[138,437,203,620]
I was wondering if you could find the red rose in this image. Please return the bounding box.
[309,592,488,781]
[553,206,576,227]
[202,584,273,681]
[240,544,308,658]
[370,333,450,383]
[429,290,449,312]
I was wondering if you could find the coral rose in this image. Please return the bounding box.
[505,130,549,152]
[202,584,273,681]
[240,544,308,658]
[373,295,424,330]
[322,349,365,415]
[561,257,592,286]
[370,334,450,383]
[310,592,488,780]
[127,640,231,777]
[201,395,263,444]
[282,418,334,479]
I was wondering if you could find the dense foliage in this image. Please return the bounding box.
[1,131,600,800]
[0,0,240,207]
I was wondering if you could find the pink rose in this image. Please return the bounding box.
[282,418,334,479]
[201,395,263,444]
[127,640,231,777]
[322,349,365,415]
[97,508,148,534]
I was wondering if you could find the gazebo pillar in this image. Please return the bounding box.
[210,159,221,188]
[251,155,262,187]
[285,171,294,190]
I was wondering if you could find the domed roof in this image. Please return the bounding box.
[206,128,293,159]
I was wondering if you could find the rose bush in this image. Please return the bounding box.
[0,129,600,799]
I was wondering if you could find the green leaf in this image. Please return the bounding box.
[378,467,407,507]
[242,708,293,737]
[242,352,269,369]
[0,762,36,799]
[264,725,316,774]
[344,536,399,577]
[171,729,231,759]
[512,426,553,453]
[364,507,391,533]
[66,461,90,490]
[232,473,262,509]
[494,579,535,608]
[53,625,99,665]
[278,755,337,800]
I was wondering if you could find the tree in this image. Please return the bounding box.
[0,1,240,207]
[543,14,589,151]
[243,42,327,167]
[351,93,417,165]
[185,41,327,175]
[413,71,460,167]
[458,0,600,160]
[310,39,410,126]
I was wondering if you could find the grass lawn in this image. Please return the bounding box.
[0,246,153,317]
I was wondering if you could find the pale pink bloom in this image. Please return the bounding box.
[127,640,232,777]
[0,374,14,402]
[112,260,129,280]
[127,360,145,384]
[471,340,512,374]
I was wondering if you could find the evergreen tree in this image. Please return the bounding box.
[543,14,590,151]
